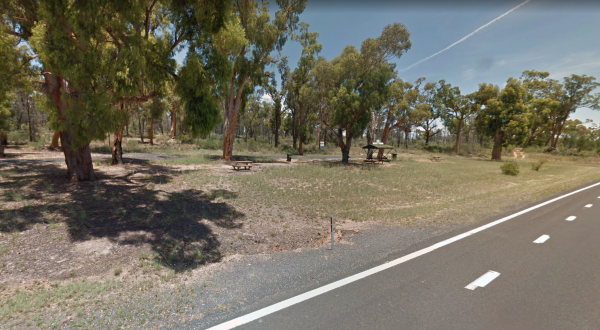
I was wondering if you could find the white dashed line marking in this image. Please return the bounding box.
[566,216,577,221]
[465,271,501,290]
[585,204,593,208]
[533,235,550,243]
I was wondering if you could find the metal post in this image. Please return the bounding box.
[331,215,334,250]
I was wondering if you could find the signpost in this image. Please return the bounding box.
[330,215,334,250]
[320,141,325,149]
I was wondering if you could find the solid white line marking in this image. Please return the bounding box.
[465,271,501,290]
[566,216,577,221]
[533,235,550,243]
[206,182,600,330]
[585,204,593,208]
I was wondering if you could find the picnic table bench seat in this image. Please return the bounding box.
[230,161,253,170]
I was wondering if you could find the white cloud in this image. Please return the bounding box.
[260,94,273,102]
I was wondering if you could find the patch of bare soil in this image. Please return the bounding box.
[0,154,363,288]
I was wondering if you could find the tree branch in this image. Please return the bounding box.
[145,0,158,40]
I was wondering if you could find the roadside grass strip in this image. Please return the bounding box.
[465,271,501,290]
[533,235,550,244]
[206,181,600,330]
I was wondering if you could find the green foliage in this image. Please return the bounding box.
[500,162,520,176]
[474,78,530,157]
[423,145,445,153]
[305,23,411,162]
[3,0,232,152]
[176,52,223,138]
[531,159,548,171]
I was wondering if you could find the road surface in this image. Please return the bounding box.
[207,181,600,330]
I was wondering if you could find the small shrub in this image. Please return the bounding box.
[500,162,520,176]
[423,145,444,153]
[113,267,122,276]
[530,158,548,171]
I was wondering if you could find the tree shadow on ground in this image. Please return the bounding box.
[0,162,244,273]
[314,160,383,171]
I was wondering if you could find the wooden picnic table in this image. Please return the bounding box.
[231,161,253,170]
[430,156,442,162]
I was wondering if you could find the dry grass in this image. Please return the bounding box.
[224,154,600,226]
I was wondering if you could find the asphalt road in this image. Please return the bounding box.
[209,182,600,330]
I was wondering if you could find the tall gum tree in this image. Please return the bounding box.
[0,20,33,157]
[437,80,474,155]
[519,70,559,148]
[304,23,411,164]
[285,22,321,155]
[376,78,419,157]
[3,0,230,179]
[262,58,288,148]
[474,78,529,161]
[221,0,306,161]
[548,74,599,151]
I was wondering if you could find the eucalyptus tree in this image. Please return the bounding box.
[0,12,34,156]
[284,22,321,155]
[2,0,230,180]
[240,94,271,141]
[413,80,444,146]
[518,71,599,151]
[220,0,306,161]
[263,58,288,148]
[519,70,561,148]
[437,81,474,155]
[547,74,600,151]
[304,23,411,164]
[375,78,418,157]
[473,78,529,161]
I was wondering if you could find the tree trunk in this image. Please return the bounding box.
[61,131,95,181]
[491,129,503,161]
[148,118,154,145]
[222,74,249,161]
[139,116,144,143]
[316,126,320,149]
[26,96,36,142]
[51,131,61,149]
[340,134,353,165]
[378,117,394,159]
[455,119,463,155]
[170,106,177,139]
[112,126,124,165]
[425,130,431,146]
[404,129,409,149]
[222,110,239,160]
[274,107,279,148]
[550,118,568,151]
[299,137,303,155]
[45,73,95,181]
[0,131,5,156]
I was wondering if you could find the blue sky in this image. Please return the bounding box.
[178,0,600,122]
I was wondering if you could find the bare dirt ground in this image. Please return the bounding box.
[0,148,362,288]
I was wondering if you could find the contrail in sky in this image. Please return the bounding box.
[399,0,532,73]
